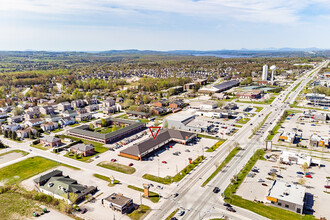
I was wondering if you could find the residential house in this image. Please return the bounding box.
[40,136,62,147]
[126,110,150,119]
[71,99,85,109]
[169,100,185,109]
[0,113,8,119]
[76,108,87,115]
[116,97,124,103]
[85,105,99,112]
[86,98,98,105]
[40,106,55,115]
[75,113,92,122]
[103,107,116,114]
[58,102,71,111]
[70,144,94,156]
[45,115,61,123]
[154,100,167,107]
[33,170,97,204]
[25,110,40,120]
[25,118,44,127]
[102,193,133,214]
[62,110,77,118]
[152,107,167,115]
[41,122,59,132]
[16,127,36,139]
[103,98,115,107]
[59,117,75,127]
[1,123,21,132]
[7,115,24,124]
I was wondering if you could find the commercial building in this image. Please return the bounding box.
[70,143,95,156]
[102,193,133,213]
[40,136,62,147]
[310,134,329,148]
[164,109,210,132]
[68,118,145,144]
[279,151,320,167]
[189,100,217,110]
[120,129,196,160]
[266,180,305,214]
[34,170,97,204]
[278,132,297,144]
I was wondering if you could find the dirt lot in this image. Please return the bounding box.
[236,152,330,218]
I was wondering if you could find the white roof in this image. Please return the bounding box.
[165,109,196,122]
[280,151,311,167]
[268,180,305,206]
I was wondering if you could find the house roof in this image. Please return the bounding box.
[33,169,63,184]
[40,135,61,143]
[120,129,195,157]
[70,143,94,152]
[126,110,150,116]
[213,80,240,90]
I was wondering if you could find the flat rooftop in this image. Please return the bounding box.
[268,180,305,205]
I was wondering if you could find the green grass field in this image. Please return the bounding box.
[97,161,136,174]
[93,173,120,187]
[143,156,205,184]
[64,144,109,162]
[237,117,250,124]
[0,156,60,185]
[30,143,48,150]
[254,106,264,112]
[127,205,151,220]
[127,185,160,203]
[206,139,226,152]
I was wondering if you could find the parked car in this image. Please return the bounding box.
[178,210,185,216]
[324,185,330,189]
[111,158,117,162]
[95,155,100,159]
[149,184,154,187]
[258,179,264,182]
[213,187,220,193]
[128,163,134,166]
[173,193,179,198]
[185,149,190,152]
[305,174,312,178]
[226,207,236,212]
[297,175,303,178]
[296,171,304,175]
[262,183,268,186]
[223,203,232,207]
[162,161,167,164]
[81,208,87,214]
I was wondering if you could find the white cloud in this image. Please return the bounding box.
[1,0,327,24]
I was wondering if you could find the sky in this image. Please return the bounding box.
[1,0,330,51]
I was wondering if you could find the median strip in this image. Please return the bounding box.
[202,147,241,187]
[248,112,271,139]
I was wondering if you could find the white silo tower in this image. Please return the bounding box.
[270,65,276,85]
[262,65,268,80]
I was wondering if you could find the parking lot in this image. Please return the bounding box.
[236,152,330,218]
[273,111,330,152]
[94,136,218,178]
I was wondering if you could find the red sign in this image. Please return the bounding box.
[149,127,161,139]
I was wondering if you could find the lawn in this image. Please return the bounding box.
[165,208,179,220]
[254,106,264,112]
[223,149,314,220]
[51,128,63,133]
[237,117,250,124]
[94,126,120,134]
[206,139,226,152]
[237,96,276,105]
[143,156,205,185]
[0,150,29,157]
[202,147,241,187]
[128,205,151,220]
[128,185,160,203]
[0,156,60,185]
[97,161,136,174]
[93,173,120,187]
[30,143,48,150]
